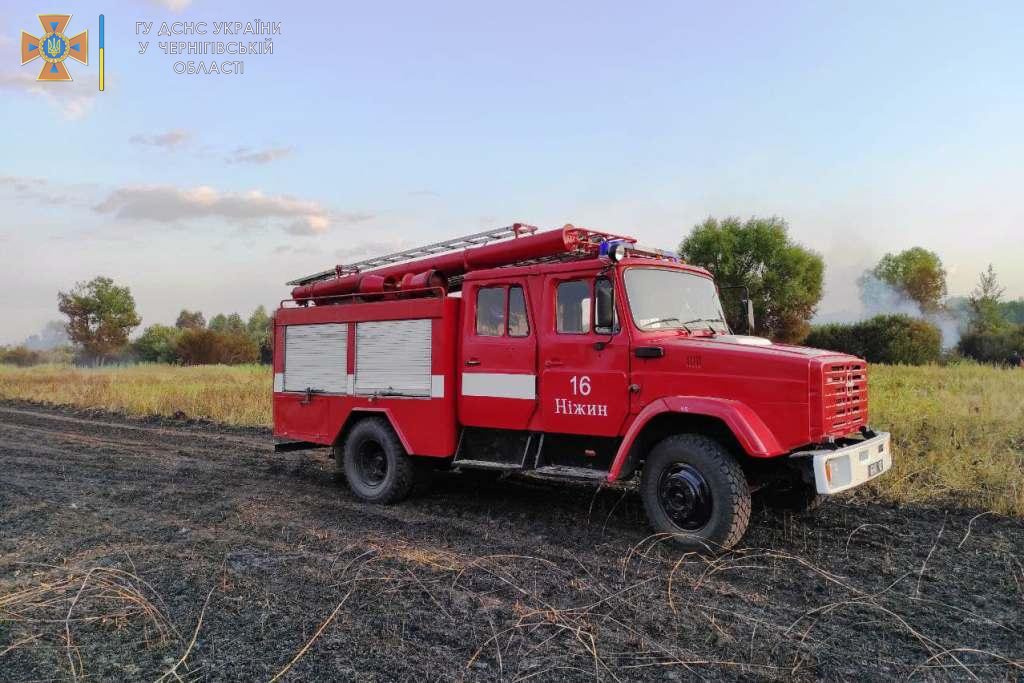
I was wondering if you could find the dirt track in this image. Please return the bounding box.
[0,401,1021,681]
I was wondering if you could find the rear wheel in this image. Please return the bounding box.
[640,434,751,551]
[341,418,416,504]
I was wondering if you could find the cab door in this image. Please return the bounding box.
[458,279,538,430]
[538,274,630,437]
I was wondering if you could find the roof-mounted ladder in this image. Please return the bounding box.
[286,223,538,287]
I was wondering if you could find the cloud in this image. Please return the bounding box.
[129,129,192,149]
[227,146,293,165]
[0,175,84,206]
[334,238,412,263]
[148,0,193,10]
[272,244,322,256]
[0,71,95,120]
[285,214,329,235]
[92,184,371,237]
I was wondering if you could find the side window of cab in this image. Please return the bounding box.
[556,277,618,334]
[475,285,530,337]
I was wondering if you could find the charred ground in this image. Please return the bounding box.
[0,401,1021,681]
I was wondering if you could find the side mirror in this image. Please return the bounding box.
[595,278,617,334]
[743,298,755,335]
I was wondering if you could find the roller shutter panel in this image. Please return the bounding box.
[283,323,348,393]
[355,319,432,397]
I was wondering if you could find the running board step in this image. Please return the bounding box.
[453,459,523,471]
[528,466,609,481]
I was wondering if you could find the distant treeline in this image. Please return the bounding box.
[131,308,272,365]
[805,266,1024,366]
[2,306,272,367]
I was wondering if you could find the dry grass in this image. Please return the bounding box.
[0,361,1021,514]
[0,564,178,679]
[0,363,270,426]
[865,362,1024,516]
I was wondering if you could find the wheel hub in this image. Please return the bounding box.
[356,441,388,486]
[658,464,713,530]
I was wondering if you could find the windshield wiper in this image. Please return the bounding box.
[681,317,726,335]
[641,316,692,333]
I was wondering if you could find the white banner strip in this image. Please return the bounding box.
[461,373,536,400]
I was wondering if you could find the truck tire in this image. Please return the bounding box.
[640,434,751,551]
[341,417,415,504]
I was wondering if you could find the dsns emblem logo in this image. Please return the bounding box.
[21,14,88,81]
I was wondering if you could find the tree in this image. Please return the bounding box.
[865,247,947,313]
[207,313,228,332]
[224,313,246,335]
[175,328,258,365]
[678,216,824,343]
[132,324,182,363]
[57,276,141,364]
[247,305,272,363]
[1001,299,1024,325]
[175,309,206,330]
[967,264,1007,334]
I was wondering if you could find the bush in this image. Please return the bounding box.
[804,314,942,365]
[175,329,259,365]
[132,325,182,364]
[958,325,1024,365]
[0,345,74,366]
[0,346,44,366]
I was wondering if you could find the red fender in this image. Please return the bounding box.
[331,406,416,455]
[607,396,786,481]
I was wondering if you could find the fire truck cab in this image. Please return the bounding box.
[273,224,892,550]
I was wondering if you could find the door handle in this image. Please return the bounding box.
[465,358,481,366]
[544,359,564,368]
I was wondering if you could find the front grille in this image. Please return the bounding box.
[821,361,868,436]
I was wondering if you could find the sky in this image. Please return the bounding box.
[1,0,1022,343]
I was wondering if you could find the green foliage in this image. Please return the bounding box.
[967,264,1007,334]
[678,216,824,343]
[175,328,259,365]
[957,326,1024,365]
[1001,299,1024,325]
[804,314,942,365]
[57,276,142,364]
[175,309,206,330]
[246,305,272,362]
[207,313,228,332]
[865,247,947,313]
[132,325,182,363]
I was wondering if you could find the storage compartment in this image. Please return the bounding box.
[283,323,348,393]
[355,319,432,396]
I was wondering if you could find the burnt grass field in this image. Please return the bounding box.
[0,401,1021,681]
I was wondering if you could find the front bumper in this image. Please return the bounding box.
[798,432,892,495]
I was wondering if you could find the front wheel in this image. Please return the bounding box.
[640,434,751,551]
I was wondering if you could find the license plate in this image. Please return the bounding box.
[867,460,883,477]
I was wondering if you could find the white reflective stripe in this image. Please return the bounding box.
[461,373,536,400]
[347,374,355,394]
[431,375,445,398]
[273,373,284,392]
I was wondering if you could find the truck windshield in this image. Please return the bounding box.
[624,268,729,333]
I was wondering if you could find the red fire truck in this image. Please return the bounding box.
[273,224,891,550]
